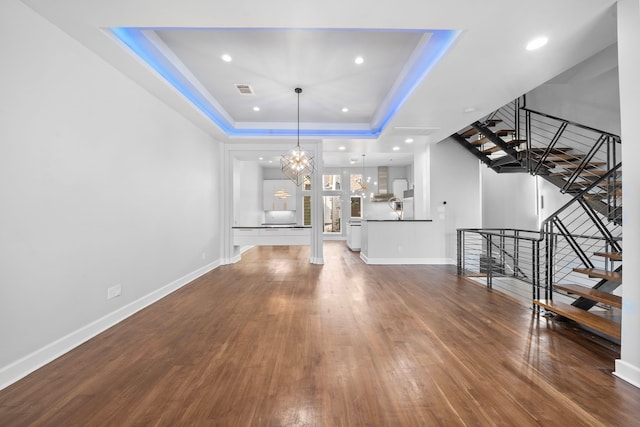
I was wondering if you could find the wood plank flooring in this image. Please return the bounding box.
[1,242,639,426]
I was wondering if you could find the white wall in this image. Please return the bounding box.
[0,0,220,387]
[233,160,263,226]
[526,43,621,136]
[430,139,482,260]
[615,0,640,389]
[481,168,539,230]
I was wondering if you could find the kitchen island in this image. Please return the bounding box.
[360,220,452,265]
[232,225,311,246]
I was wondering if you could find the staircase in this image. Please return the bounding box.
[454,97,623,342]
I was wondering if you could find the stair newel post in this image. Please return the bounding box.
[499,230,505,274]
[525,110,532,173]
[514,97,520,142]
[487,234,493,289]
[533,239,540,303]
[457,229,463,275]
[545,221,554,302]
[514,230,520,278]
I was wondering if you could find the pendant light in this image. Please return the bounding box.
[356,154,369,198]
[281,88,315,186]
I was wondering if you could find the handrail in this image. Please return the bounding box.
[539,162,622,228]
[521,107,621,139]
[458,228,618,243]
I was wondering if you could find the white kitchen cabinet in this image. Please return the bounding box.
[346,222,362,251]
[263,180,297,211]
[233,227,310,246]
[392,179,408,199]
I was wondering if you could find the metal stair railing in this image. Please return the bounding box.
[458,165,622,307]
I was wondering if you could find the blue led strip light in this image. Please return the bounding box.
[111,27,459,138]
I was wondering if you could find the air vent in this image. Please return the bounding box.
[234,84,255,95]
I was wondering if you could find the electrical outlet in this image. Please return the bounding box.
[107,284,122,300]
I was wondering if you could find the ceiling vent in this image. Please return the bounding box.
[234,84,255,95]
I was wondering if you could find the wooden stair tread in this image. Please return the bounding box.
[534,299,621,339]
[555,283,622,309]
[594,251,622,261]
[583,192,622,201]
[472,136,490,146]
[573,267,622,282]
[569,180,622,187]
[460,128,479,138]
[473,137,525,147]
[485,119,502,126]
[550,161,607,169]
[494,129,515,136]
[529,153,584,161]
[549,169,621,177]
[527,147,573,154]
[482,145,504,154]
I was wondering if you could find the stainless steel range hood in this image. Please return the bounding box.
[371,166,395,202]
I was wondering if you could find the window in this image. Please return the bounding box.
[350,174,362,191]
[303,175,311,191]
[323,196,341,233]
[303,196,311,226]
[350,196,362,218]
[323,174,341,191]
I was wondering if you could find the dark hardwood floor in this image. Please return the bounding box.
[1,241,638,426]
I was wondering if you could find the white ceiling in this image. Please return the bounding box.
[22,0,618,167]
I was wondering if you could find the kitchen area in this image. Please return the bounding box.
[226,139,477,266]
[231,155,447,264]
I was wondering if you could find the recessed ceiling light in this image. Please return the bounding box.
[221,54,232,62]
[253,106,260,112]
[463,106,476,113]
[526,36,548,51]
[350,160,357,165]
[354,56,364,65]
[342,107,349,113]
[268,160,273,163]
[392,146,400,151]
[405,138,414,144]
[339,146,346,151]
[258,157,264,160]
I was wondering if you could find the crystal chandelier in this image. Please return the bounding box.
[281,88,315,186]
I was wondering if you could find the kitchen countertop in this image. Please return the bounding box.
[233,225,311,229]
[363,219,433,222]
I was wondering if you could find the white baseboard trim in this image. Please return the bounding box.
[0,259,221,391]
[360,254,455,265]
[614,359,640,389]
[310,256,324,264]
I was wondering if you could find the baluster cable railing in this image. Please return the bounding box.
[458,96,622,307]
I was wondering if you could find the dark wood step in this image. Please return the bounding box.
[550,161,607,169]
[460,128,479,138]
[583,191,622,201]
[484,119,502,127]
[573,267,622,282]
[482,145,504,154]
[568,180,622,190]
[494,129,515,137]
[529,153,584,161]
[550,169,622,178]
[534,299,621,339]
[472,136,490,146]
[555,283,622,309]
[594,251,622,261]
[527,147,573,154]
